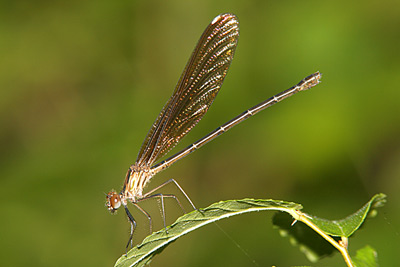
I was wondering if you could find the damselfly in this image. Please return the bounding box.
[106,13,321,249]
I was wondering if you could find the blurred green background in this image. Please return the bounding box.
[1,1,399,266]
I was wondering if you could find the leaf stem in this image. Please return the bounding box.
[289,210,354,267]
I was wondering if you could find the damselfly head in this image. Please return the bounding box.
[106,191,121,213]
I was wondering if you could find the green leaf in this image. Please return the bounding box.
[352,245,379,267]
[272,194,386,262]
[307,193,386,237]
[114,198,302,267]
[114,194,386,267]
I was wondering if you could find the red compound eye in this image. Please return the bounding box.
[106,191,121,212]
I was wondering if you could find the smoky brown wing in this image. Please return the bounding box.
[135,13,239,167]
